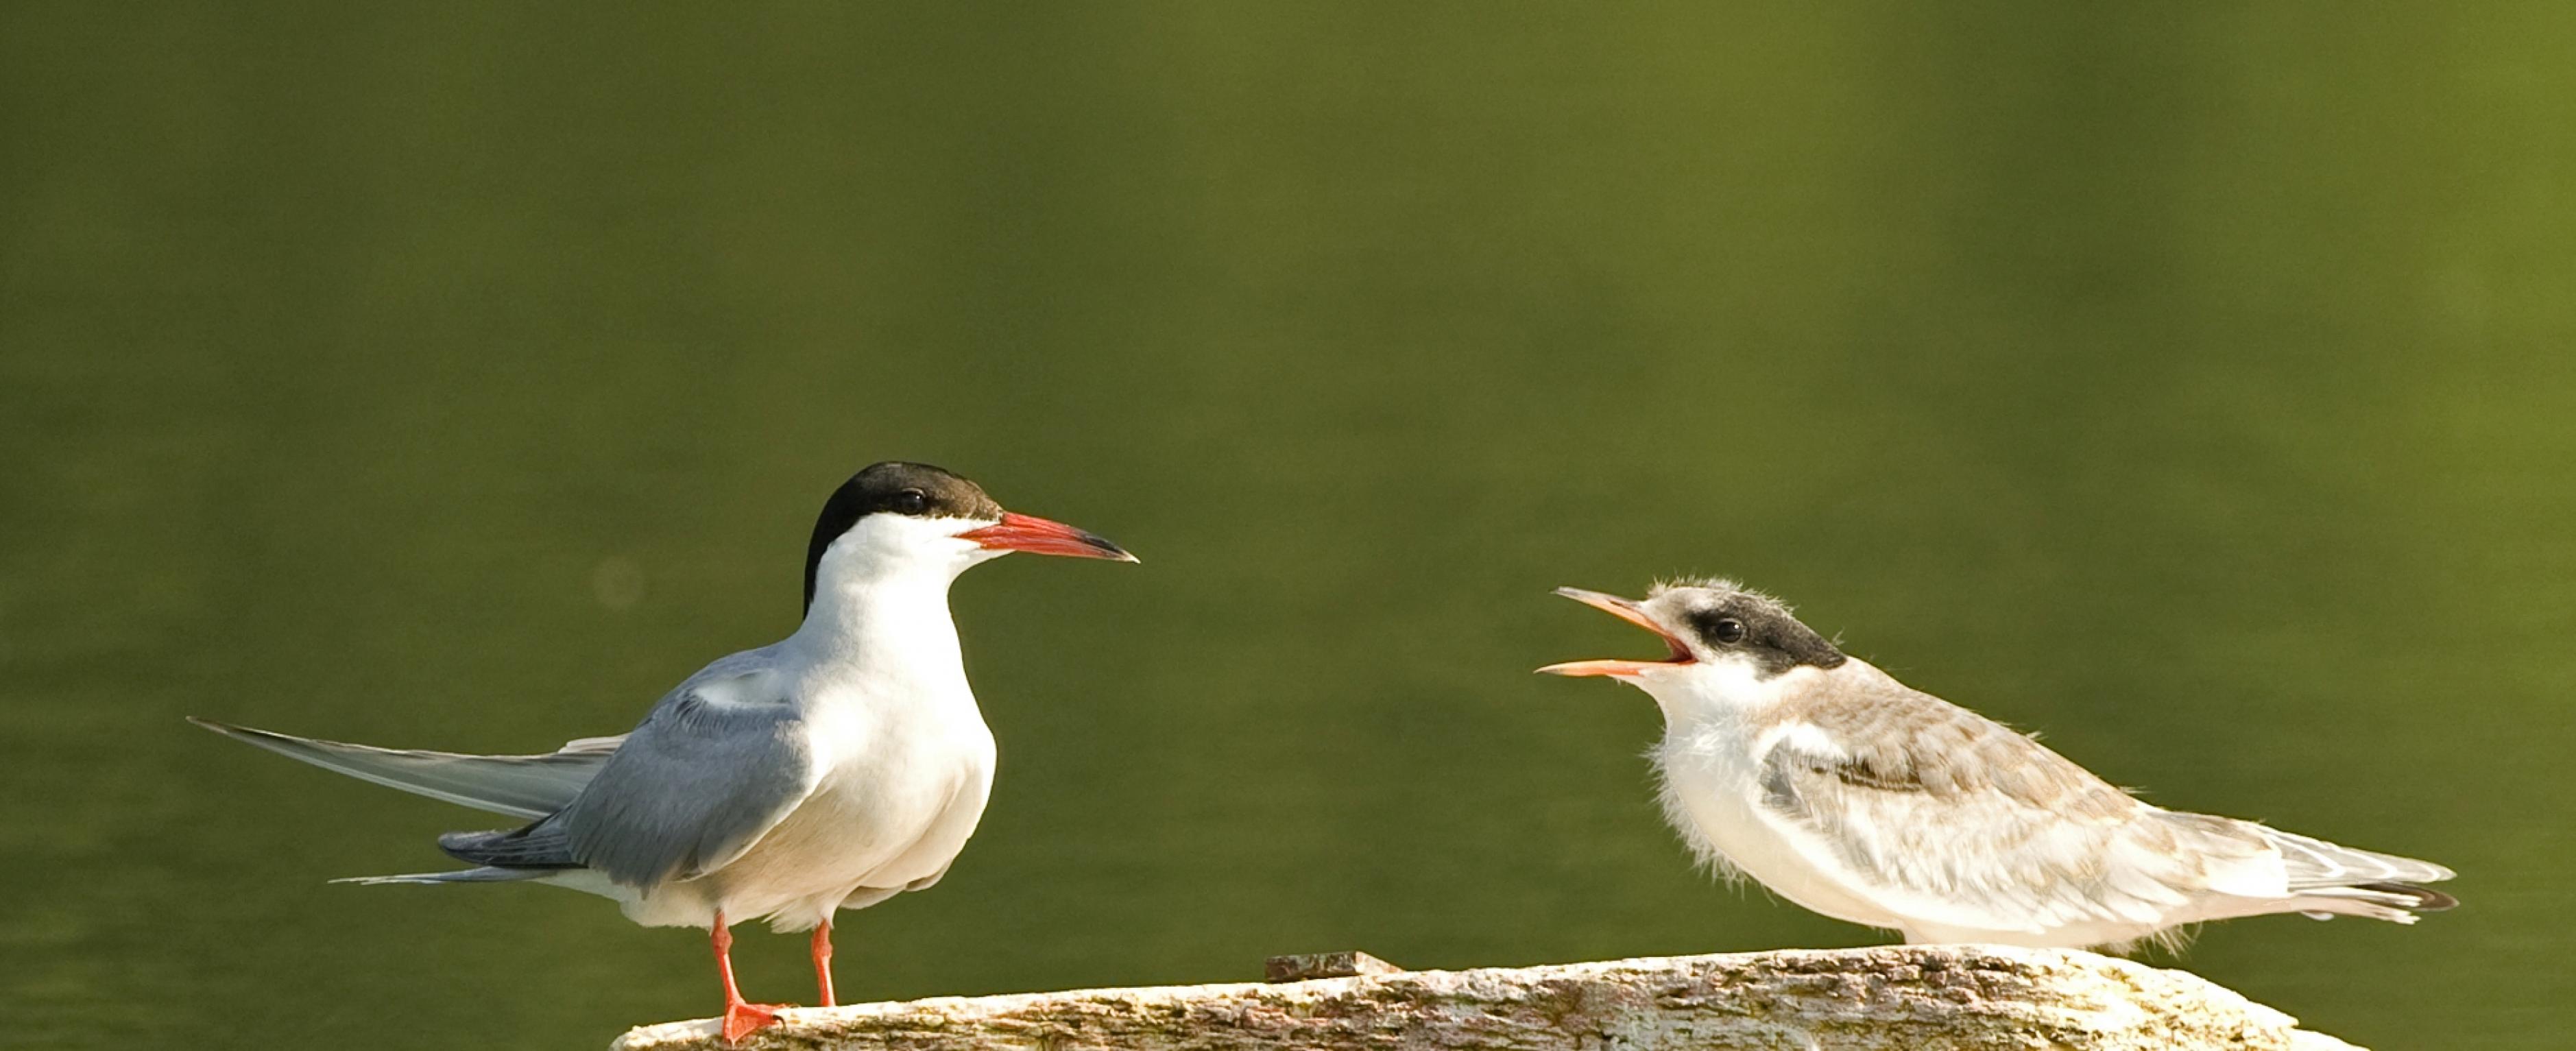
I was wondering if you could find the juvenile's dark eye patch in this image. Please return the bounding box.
[1689,609,1749,645]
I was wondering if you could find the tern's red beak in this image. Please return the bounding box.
[959,512,1138,562]
[1537,587,1693,677]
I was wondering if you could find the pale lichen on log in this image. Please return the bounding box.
[612,943,2363,1050]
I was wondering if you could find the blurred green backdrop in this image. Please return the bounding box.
[4,3,2571,1049]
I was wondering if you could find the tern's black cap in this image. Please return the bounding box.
[804,462,1003,610]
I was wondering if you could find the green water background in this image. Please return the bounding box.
[4,5,2571,1048]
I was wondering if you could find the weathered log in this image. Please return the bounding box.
[612,944,2361,1050]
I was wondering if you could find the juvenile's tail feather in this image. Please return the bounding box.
[2247,823,2457,923]
[2291,886,2449,923]
[2346,881,2459,912]
[187,717,617,819]
[2254,825,2455,889]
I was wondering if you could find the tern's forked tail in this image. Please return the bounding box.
[186,716,616,818]
[333,867,551,886]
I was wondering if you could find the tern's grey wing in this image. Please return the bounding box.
[546,669,819,889]
[189,717,621,819]
[1754,675,2268,934]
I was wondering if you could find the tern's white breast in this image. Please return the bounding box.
[799,683,997,891]
[1653,712,1897,931]
[699,662,998,928]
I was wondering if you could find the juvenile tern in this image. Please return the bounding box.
[1540,579,2455,951]
[194,461,1135,1041]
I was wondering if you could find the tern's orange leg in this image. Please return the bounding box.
[810,919,836,1007]
[710,910,791,1044]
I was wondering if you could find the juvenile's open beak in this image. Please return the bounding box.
[1537,587,1693,678]
[960,512,1139,562]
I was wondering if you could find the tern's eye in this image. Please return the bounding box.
[1706,616,1748,644]
[892,489,929,515]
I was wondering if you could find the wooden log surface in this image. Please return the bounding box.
[612,944,2363,1050]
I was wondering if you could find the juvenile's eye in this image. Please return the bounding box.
[1709,617,1748,644]
[893,489,929,515]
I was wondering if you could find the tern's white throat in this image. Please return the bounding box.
[788,513,1002,679]
[1625,655,1826,726]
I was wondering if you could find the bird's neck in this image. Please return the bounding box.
[784,567,972,698]
[1646,662,1812,730]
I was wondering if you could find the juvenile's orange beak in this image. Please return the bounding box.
[1537,588,1692,678]
[959,513,1138,562]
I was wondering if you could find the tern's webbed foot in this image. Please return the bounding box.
[720,1000,791,1044]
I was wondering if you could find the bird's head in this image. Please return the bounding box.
[804,461,1136,612]
[1538,579,1846,705]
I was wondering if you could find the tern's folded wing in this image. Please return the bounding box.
[551,676,819,890]
[1750,684,2267,936]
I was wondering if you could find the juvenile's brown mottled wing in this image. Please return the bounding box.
[1753,668,2274,936]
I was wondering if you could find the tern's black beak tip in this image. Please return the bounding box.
[1079,530,1139,564]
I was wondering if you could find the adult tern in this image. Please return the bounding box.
[195,461,1135,1041]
